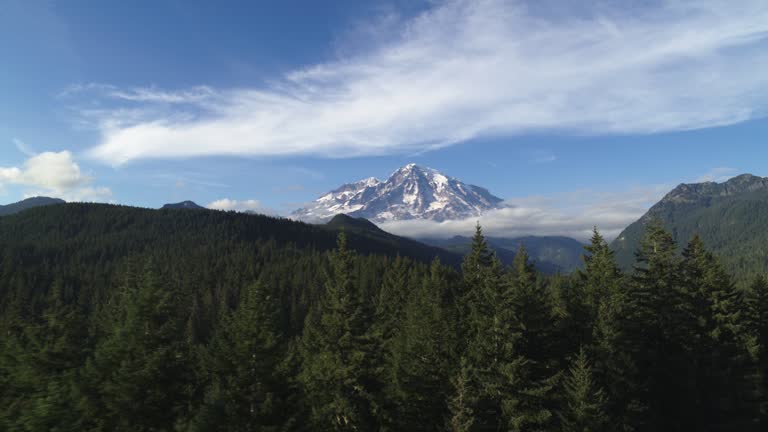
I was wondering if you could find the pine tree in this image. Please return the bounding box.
[462,223,495,290]
[374,254,413,397]
[570,228,623,346]
[461,224,510,431]
[585,238,638,430]
[747,275,768,424]
[680,236,758,430]
[559,347,609,432]
[192,281,286,431]
[447,357,476,432]
[502,245,558,432]
[78,259,190,431]
[388,258,453,430]
[624,220,685,430]
[298,232,382,431]
[0,278,88,431]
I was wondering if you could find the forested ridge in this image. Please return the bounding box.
[613,174,768,285]
[0,203,765,431]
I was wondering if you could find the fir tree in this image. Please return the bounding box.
[570,228,623,346]
[78,260,190,431]
[192,281,286,431]
[502,245,558,432]
[0,279,88,431]
[747,275,768,424]
[559,347,609,432]
[298,232,382,431]
[680,236,757,430]
[461,227,510,431]
[388,258,453,430]
[568,229,638,430]
[624,220,684,430]
[447,357,476,432]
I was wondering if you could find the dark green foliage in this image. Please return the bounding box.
[447,357,476,432]
[578,230,637,430]
[387,258,454,430]
[678,235,757,430]
[77,260,190,431]
[622,219,687,430]
[324,213,463,266]
[559,347,608,432]
[424,234,585,274]
[612,174,768,286]
[502,246,559,432]
[191,281,288,431]
[0,279,88,431]
[747,275,768,424]
[298,233,383,431]
[0,203,764,431]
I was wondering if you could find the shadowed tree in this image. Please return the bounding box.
[298,233,383,431]
[559,347,609,432]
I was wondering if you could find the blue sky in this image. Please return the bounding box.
[2,0,768,239]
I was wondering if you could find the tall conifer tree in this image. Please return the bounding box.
[388,258,453,430]
[298,233,382,431]
[559,347,609,432]
[78,260,189,431]
[192,281,286,431]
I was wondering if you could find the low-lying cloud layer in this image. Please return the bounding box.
[207,198,276,215]
[379,184,672,242]
[75,0,768,165]
[0,150,111,202]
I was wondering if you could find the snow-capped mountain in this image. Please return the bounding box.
[292,163,504,223]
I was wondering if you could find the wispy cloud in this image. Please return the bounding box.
[74,0,768,165]
[0,151,112,202]
[12,138,35,157]
[529,149,557,164]
[696,167,739,183]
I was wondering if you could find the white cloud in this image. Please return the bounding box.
[379,184,672,242]
[207,198,275,215]
[379,166,752,241]
[76,0,768,165]
[696,167,739,183]
[0,151,112,202]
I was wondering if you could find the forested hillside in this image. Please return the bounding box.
[0,205,765,431]
[0,196,64,216]
[612,174,768,285]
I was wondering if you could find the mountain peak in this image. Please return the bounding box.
[359,177,382,187]
[611,172,768,282]
[662,173,768,205]
[292,165,503,223]
[0,196,66,217]
[162,200,205,210]
[393,162,435,175]
[326,214,383,232]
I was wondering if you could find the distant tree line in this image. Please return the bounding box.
[0,204,765,431]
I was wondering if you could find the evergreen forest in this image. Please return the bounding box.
[0,204,765,431]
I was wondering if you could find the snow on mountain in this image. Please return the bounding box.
[292,163,504,223]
